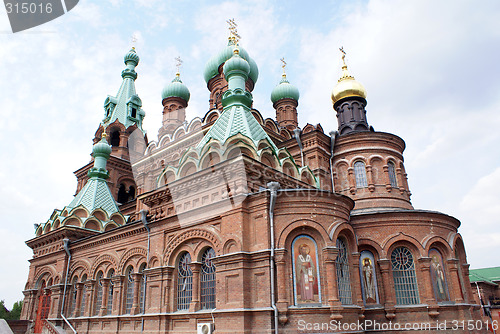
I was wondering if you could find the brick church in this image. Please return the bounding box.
[21,29,486,334]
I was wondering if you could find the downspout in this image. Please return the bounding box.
[293,128,304,167]
[140,209,150,333]
[329,131,338,191]
[267,182,280,334]
[61,238,77,334]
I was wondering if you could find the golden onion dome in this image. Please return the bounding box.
[331,51,366,104]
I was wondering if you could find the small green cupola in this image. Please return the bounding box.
[161,72,190,103]
[88,133,112,179]
[271,73,300,104]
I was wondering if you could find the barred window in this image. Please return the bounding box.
[107,269,114,315]
[177,253,193,310]
[79,274,87,317]
[391,247,420,305]
[388,162,398,187]
[139,263,146,313]
[200,248,216,309]
[125,266,134,314]
[68,276,78,316]
[335,238,352,304]
[354,161,368,188]
[94,271,103,316]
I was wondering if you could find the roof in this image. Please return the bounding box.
[67,177,119,217]
[469,266,500,284]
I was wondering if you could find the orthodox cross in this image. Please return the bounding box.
[175,56,183,74]
[280,57,287,75]
[131,33,138,48]
[227,18,241,44]
[339,46,347,66]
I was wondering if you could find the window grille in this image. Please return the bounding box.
[391,247,420,305]
[79,275,87,317]
[177,253,193,310]
[107,271,114,315]
[354,161,368,188]
[94,271,103,316]
[201,248,216,309]
[335,239,352,304]
[388,162,398,187]
[125,266,134,313]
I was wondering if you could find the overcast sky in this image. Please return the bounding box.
[0,0,499,308]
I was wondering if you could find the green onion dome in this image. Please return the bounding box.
[93,133,112,158]
[223,49,250,79]
[204,38,258,84]
[271,74,300,104]
[161,73,190,102]
[124,47,140,66]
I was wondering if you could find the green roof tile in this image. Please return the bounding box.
[469,266,500,284]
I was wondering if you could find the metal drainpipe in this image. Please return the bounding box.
[61,238,77,334]
[267,182,280,334]
[329,131,338,191]
[140,210,150,333]
[293,128,304,167]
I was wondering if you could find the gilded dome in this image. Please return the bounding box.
[331,63,366,104]
[161,73,190,102]
[203,38,258,84]
[271,74,299,104]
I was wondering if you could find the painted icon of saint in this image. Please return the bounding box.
[362,258,377,303]
[431,254,448,301]
[296,244,316,302]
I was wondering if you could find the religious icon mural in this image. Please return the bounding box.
[292,235,321,305]
[359,250,379,304]
[429,248,449,302]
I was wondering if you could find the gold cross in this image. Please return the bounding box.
[339,46,347,66]
[175,56,183,73]
[227,18,241,44]
[131,33,138,48]
[280,57,287,74]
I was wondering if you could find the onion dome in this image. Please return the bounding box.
[331,59,366,104]
[161,72,190,102]
[271,74,300,104]
[124,47,140,66]
[223,48,250,79]
[204,38,258,83]
[93,133,112,158]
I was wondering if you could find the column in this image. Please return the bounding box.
[382,165,392,191]
[130,273,142,315]
[190,262,201,312]
[378,259,396,319]
[351,252,364,306]
[111,275,124,315]
[275,249,289,325]
[366,165,375,192]
[99,278,110,316]
[163,267,174,313]
[84,280,95,317]
[447,259,465,303]
[347,167,356,194]
[418,257,439,317]
[73,283,84,317]
[323,247,342,319]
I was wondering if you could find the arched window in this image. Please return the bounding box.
[335,238,352,304]
[200,248,216,309]
[177,253,193,310]
[68,276,78,316]
[388,162,398,187]
[429,249,449,302]
[107,269,114,315]
[94,271,103,316]
[110,130,120,147]
[138,263,146,313]
[354,161,368,188]
[125,266,134,314]
[391,247,420,305]
[79,274,87,317]
[117,184,128,204]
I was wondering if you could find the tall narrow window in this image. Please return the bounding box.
[138,263,146,313]
[200,248,216,309]
[354,161,368,188]
[177,253,193,310]
[125,266,134,314]
[94,271,103,316]
[391,247,420,305]
[79,274,87,317]
[131,107,137,118]
[388,162,398,187]
[335,238,352,304]
[68,276,78,316]
[110,131,120,147]
[107,269,114,315]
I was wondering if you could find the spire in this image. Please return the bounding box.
[102,47,146,133]
[331,47,370,135]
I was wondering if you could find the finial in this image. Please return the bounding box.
[175,56,183,76]
[339,46,347,68]
[338,46,353,81]
[280,57,287,77]
[227,18,241,45]
[101,132,107,139]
